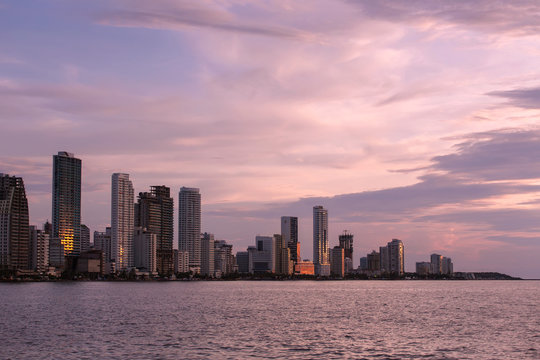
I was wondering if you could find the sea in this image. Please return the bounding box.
[0,280,538,359]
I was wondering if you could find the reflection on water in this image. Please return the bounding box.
[0,281,539,359]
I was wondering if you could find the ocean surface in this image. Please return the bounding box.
[0,280,538,359]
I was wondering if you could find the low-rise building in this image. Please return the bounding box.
[416,261,431,276]
[294,260,315,275]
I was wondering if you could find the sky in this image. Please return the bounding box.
[1,1,540,278]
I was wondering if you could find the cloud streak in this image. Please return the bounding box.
[347,0,540,36]
[487,86,540,109]
[95,1,312,40]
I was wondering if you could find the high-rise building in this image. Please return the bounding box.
[80,224,90,253]
[0,174,30,270]
[367,251,380,272]
[359,256,368,271]
[379,246,389,273]
[201,232,215,277]
[111,173,134,271]
[133,227,157,273]
[48,237,65,269]
[136,186,174,275]
[178,187,201,269]
[29,225,49,272]
[281,216,300,264]
[52,152,81,256]
[387,239,404,275]
[442,257,453,275]
[313,206,328,274]
[330,246,345,277]
[236,251,249,273]
[249,236,275,273]
[214,240,235,276]
[430,253,443,275]
[274,234,293,275]
[338,230,353,270]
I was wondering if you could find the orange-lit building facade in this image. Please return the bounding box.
[294,260,315,275]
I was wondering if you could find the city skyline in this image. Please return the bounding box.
[1,1,540,278]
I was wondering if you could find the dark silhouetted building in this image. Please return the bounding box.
[0,174,30,270]
[52,151,81,256]
[201,232,214,276]
[367,250,380,272]
[338,230,353,271]
[281,216,299,264]
[80,224,90,253]
[330,246,345,277]
[236,251,249,273]
[136,186,173,275]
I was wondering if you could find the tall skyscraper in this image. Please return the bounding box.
[178,187,201,268]
[313,205,328,270]
[52,151,81,256]
[111,173,134,271]
[387,239,404,275]
[430,253,443,275]
[442,257,453,275]
[281,216,300,264]
[338,230,353,269]
[136,186,173,275]
[0,174,30,270]
[273,234,292,275]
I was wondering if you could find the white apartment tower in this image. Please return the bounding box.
[313,206,329,267]
[178,187,201,268]
[388,239,405,275]
[134,227,157,273]
[111,173,134,270]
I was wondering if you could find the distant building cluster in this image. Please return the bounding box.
[1,151,457,279]
[358,239,405,276]
[234,208,356,277]
[415,254,453,276]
